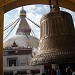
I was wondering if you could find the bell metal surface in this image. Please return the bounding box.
[30,6,75,65]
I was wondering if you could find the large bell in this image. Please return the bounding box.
[30,3,75,65]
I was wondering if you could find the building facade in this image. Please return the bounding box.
[3,7,44,75]
[3,42,44,75]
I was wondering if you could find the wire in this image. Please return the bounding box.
[27,21,37,37]
[26,17,40,28]
[4,18,20,34]
[31,29,36,37]
[4,21,17,34]
[4,18,20,31]
[29,25,37,37]
[4,25,13,34]
[3,18,20,41]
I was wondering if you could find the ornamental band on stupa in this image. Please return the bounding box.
[30,0,75,65]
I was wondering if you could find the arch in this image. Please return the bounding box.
[2,0,75,13]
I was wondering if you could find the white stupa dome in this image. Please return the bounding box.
[3,35,39,48]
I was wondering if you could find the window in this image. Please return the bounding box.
[4,71,13,75]
[7,58,17,67]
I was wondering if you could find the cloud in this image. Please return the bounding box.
[4,4,75,41]
[4,5,42,41]
[24,5,36,10]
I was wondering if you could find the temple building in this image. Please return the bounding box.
[3,7,44,75]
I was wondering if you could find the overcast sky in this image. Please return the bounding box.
[4,4,75,41]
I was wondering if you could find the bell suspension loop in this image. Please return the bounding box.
[56,0,59,6]
[55,0,60,11]
[49,0,52,11]
[49,0,60,12]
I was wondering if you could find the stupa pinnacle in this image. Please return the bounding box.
[16,7,31,35]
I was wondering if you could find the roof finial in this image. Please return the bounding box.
[11,41,17,47]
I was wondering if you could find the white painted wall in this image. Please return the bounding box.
[3,54,32,67]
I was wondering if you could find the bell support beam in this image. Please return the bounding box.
[68,0,75,3]
[0,7,4,75]
[0,0,16,8]
[59,0,75,12]
[1,0,75,13]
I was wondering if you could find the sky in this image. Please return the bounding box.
[4,4,75,42]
